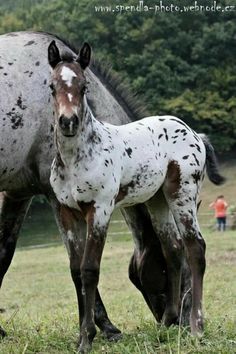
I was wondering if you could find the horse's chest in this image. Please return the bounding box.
[50,161,77,208]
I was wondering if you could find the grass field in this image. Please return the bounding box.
[0,228,235,354]
[0,161,235,353]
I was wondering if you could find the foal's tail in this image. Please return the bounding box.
[199,134,226,185]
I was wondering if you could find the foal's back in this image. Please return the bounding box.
[113,115,205,198]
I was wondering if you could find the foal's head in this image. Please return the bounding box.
[48,40,91,137]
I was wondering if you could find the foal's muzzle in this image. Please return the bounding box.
[58,114,79,137]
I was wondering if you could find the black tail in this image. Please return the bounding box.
[199,134,226,185]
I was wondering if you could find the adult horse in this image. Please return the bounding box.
[0,31,189,339]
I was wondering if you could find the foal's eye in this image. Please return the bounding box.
[49,83,56,95]
[81,86,87,95]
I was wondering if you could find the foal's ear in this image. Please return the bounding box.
[77,42,91,70]
[48,40,61,68]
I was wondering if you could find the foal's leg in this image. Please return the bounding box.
[79,204,112,353]
[49,198,121,341]
[146,190,183,326]
[163,182,206,335]
[0,193,32,336]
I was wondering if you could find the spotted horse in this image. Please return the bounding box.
[0,31,169,341]
[0,31,196,343]
[48,41,225,353]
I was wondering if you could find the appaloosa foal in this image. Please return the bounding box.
[48,41,224,353]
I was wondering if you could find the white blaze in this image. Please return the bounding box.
[68,93,73,102]
[61,67,77,87]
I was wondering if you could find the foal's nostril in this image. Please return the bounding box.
[59,115,68,128]
[72,114,79,126]
[58,114,79,135]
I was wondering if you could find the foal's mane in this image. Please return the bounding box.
[38,31,149,121]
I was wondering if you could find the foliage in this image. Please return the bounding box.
[0,0,236,152]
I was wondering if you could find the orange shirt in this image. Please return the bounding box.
[210,199,228,218]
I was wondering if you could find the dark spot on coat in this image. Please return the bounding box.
[6,110,24,129]
[115,181,135,204]
[192,153,200,166]
[163,128,168,141]
[87,132,101,145]
[170,118,191,131]
[24,40,35,46]
[192,171,201,184]
[35,61,40,66]
[165,160,181,199]
[182,155,189,159]
[125,147,133,158]
[16,96,27,110]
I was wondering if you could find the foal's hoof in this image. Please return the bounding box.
[0,326,7,338]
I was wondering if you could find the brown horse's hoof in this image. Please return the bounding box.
[99,321,122,342]
[0,326,7,338]
[103,330,122,342]
[162,309,179,327]
[78,341,92,354]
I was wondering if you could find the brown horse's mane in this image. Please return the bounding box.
[36,31,149,122]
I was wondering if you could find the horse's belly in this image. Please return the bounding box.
[116,172,165,208]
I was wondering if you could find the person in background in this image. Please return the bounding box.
[209,195,228,232]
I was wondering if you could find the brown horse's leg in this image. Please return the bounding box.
[128,252,164,321]
[0,193,32,337]
[122,205,167,322]
[146,190,183,327]
[50,199,121,342]
[163,183,206,335]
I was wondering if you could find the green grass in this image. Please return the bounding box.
[0,229,235,354]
